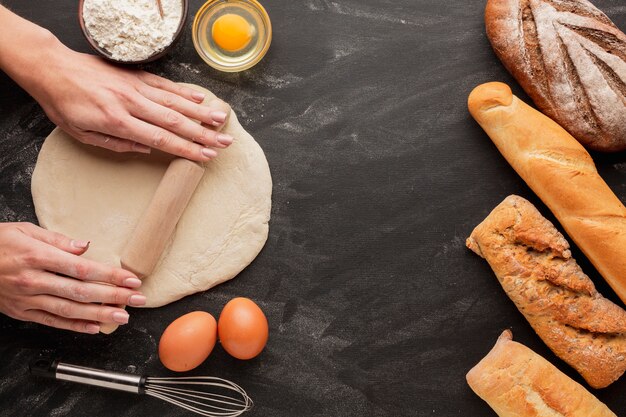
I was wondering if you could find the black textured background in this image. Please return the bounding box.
[1,1,626,416]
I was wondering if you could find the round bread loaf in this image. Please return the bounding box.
[485,0,626,152]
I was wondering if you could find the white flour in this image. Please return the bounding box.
[83,0,183,61]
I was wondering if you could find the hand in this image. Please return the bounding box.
[0,222,145,334]
[0,7,233,161]
[32,46,234,160]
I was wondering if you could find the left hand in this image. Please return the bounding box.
[0,10,234,162]
[29,44,233,160]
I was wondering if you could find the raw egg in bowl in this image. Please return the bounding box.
[192,0,272,72]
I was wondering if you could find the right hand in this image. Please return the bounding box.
[0,222,145,334]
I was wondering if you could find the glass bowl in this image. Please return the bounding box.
[192,0,272,72]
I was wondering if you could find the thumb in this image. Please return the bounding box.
[18,223,90,255]
[76,131,151,154]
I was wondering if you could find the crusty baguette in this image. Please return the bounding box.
[468,81,626,307]
[467,330,616,417]
[467,195,626,388]
[485,0,626,151]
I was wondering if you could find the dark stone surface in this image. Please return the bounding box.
[1,0,626,416]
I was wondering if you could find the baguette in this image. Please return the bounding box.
[467,195,626,388]
[485,0,626,152]
[467,330,616,417]
[468,81,626,306]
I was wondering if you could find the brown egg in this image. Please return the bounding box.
[218,297,269,360]
[159,311,217,372]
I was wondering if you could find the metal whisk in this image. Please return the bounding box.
[30,358,253,417]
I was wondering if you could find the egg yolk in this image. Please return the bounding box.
[212,14,252,52]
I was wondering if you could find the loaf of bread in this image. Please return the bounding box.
[467,195,626,388]
[467,330,616,417]
[485,0,626,151]
[468,81,626,307]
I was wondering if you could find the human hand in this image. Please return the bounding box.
[0,222,146,334]
[3,23,233,161]
[40,46,233,160]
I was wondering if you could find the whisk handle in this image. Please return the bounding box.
[30,358,146,394]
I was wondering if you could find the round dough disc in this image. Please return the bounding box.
[31,85,272,307]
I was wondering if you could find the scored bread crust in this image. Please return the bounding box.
[467,195,626,389]
[485,0,626,151]
[468,82,626,313]
[467,330,616,417]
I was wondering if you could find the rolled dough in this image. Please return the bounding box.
[31,84,272,307]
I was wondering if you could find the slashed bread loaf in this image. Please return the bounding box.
[467,195,626,388]
[468,81,626,308]
[485,0,626,151]
[467,330,616,417]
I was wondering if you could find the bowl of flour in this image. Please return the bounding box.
[79,0,188,64]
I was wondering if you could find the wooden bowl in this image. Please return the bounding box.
[77,0,189,65]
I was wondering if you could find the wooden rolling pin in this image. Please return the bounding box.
[120,157,207,278]
[100,100,231,334]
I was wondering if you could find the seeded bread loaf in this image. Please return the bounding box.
[467,330,617,417]
[485,0,626,151]
[467,195,626,388]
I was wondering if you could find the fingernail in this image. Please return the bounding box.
[113,311,129,324]
[71,240,90,249]
[86,323,100,334]
[133,143,152,154]
[124,277,142,288]
[129,294,146,306]
[192,91,206,102]
[211,111,228,123]
[202,148,218,158]
[217,134,233,146]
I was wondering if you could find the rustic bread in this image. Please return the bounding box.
[468,81,626,308]
[485,0,626,151]
[467,195,626,388]
[467,330,617,417]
